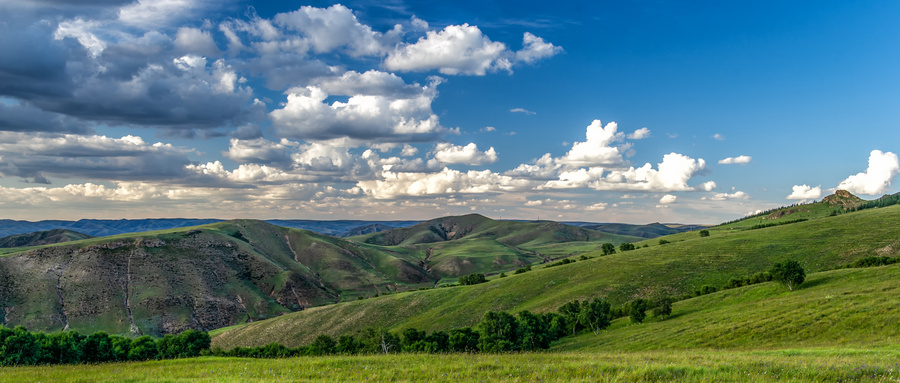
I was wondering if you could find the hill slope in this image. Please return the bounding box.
[0,220,435,336]
[212,204,900,348]
[0,229,92,248]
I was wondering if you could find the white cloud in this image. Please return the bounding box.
[510,107,536,115]
[273,4,392,56]
[357,168,532,199]
[557,120,625,167]
[713,133,725,141]
[515,32,562,64]
[433,143,498,165]
[0,132,191,182]
[699,181,717,191]
[586,202,608,211]
[543,152,708,192]
[786,184,822,200]
[224,138,293,166]
[659,194,677,204]
[718,155,752,165]
[400,144,418,157]
[627,127,651,140]
[836,150,900,195]
[269,78,442,142]
[118,0,215,28]
[384,23,511,75]
[481,126,496,132]
[704,191,750,201]
[504,153,559,180]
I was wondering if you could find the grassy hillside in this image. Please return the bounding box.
[213,204,900,348]
[555,265,900,351]
[0,220,436,335]
[0,229,92,248]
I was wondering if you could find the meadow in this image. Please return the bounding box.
[2,349,899,382]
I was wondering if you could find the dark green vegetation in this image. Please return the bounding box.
[0,326,209,366]
[0,215,634,336]
[213,196,900,349]
[0,229,92,248]
[583,222,707,238]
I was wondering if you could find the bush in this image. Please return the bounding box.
[601,243,616,255]
[699,229,710,237]
[619,243,636,252]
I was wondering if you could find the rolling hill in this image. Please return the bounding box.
[211,199,900,348]
[0,215,634,336]
[0,229,92,248]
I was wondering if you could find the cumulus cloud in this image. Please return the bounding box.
[357,168,532,199]
[432,142,498,165]
[786,184,822,200]
[174,27,220,56]
[515,32,562,64]
[557,120,625,167]
[543,152,708,192]
[118,0,219,28]
[718,155,752,165]
[273,4,395,57]
[713,133,725,141]
[505,153,559,180]
[0,101,93,134]
[627,127,650,140]
[224,138,293,166]
[385,23,510,75]
[269,77,442,143]
[659,194,677,204]
[836,150,900,195]
[704,191,750,201]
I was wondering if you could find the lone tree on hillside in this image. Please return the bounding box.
[770,260,805,291]
[601,243,616,255]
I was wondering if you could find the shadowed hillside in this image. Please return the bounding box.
[0,229,92,248]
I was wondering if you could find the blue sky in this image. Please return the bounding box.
[0,0,898,223]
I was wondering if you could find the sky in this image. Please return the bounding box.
[0,0,898,224]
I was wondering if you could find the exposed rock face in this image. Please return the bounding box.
[823,190,863,208]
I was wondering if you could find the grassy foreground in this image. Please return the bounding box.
[3,349,899,382]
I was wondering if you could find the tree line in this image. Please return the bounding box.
[0,327,210,366]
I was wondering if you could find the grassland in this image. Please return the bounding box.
[3,349,900,382]
[213,205,900,348]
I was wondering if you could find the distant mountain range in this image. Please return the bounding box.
[0,218,706,240]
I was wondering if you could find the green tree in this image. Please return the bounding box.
[477,311,520,352]
[770,260,805,291]
[628,299,648,324]
[335,334,360,354]
[652,296,673,320]
[82,331,114,363]
[447,328,479,352]
[619,243,636,252]
[601,243,616,255]
[308,334,337,355]
[128,335,158,361]
[699,229,710,237]
[0,326,41,366]
[517,310,550,351]
[557,300,583,335]
[579,298,612,335]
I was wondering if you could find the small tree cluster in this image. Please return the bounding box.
[459,273,487,286]
[0,327,210,366]
[699,229,710,237]
[619,243,636,252]
[514,265,532,274]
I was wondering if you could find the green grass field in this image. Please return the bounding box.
[3,349,899,382]
[213,205,900,348]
